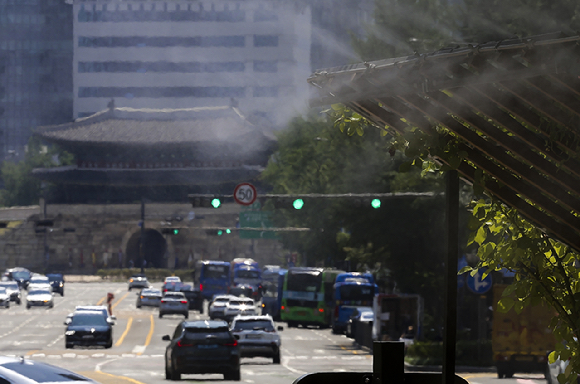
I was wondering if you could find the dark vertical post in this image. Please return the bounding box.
[442,170,459,384]
[373,341,404,384]
[140,198,145,274]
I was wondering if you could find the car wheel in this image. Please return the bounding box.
[199,305,204,314]
[16,299,21,305]
[65,343,73,349]
[159,313,163,318]
[273,351,281,364]
[61,292,64,297]
[165,366,171,380]
[224,369,241,381]
[106,338,113,348]
[184,313,189,319]
[26,304,30,309]
[170,363,181,381]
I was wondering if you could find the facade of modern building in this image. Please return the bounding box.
[0,0,73,161]
[72,0,312,127]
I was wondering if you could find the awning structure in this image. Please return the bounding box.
[308,31,580,252]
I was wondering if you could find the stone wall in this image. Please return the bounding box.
[0,203,286,273]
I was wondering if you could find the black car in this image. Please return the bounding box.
[179,286,204,313]
[46,273,65,296]
[5,267,31,289]
[162,320,241,381]
[64,311,113,349]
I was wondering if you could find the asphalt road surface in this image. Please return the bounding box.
[0,281,551,384]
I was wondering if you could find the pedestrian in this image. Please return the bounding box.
[128,259,134,269]
[106,292,114,316]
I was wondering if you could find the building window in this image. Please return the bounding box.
[253,60,277,73]
[253,10,278,22]
[78,61,245,73]
[77,10,245,22]
[253,35,278,47]
[253,86,278,97]
[78,36,245,48]
[78,86,246,98]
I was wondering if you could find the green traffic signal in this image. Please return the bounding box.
[217,229,223,236]
[211,198,221,208]
[293,199,304,210]
[371,199,381,209]
[173,228,180,235]
[226,229,231,234]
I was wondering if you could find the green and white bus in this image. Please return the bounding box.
[280,267,344,328]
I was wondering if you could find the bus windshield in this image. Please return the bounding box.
[236,270,260,279]
[339,285,375,301]
[203,265,228,279]
[287,271,321,292]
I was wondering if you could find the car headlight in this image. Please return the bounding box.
[59,283,63,287]
[65,330,75,336]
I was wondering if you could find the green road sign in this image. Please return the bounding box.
[239,211,278,239]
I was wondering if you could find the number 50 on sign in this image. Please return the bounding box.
[233,183,257,206]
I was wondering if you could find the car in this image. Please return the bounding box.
[65,305,116,325]
[162,280,186,295]
[128,273,150,291]
[26,288,54,309]
[27,275,52,293]
[5,267,32,289]
[230,315,283,364]
[164,276,181,283]
[345,306,374,338]
[46,273,65,296]
[0,281,21,304]
[162,320,241,381]
[208,294,235,320]
[0,287,10,308]
[64,310,113,349]
[229,284,254,298]
[159,291,189,319]
[179,286,204,313]
[136,288,162,308]
[224,298,257,322]
[0,356,100,383]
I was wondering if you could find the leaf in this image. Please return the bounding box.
[474,226,487,245]
[497,297,514,313]
[331,104,344,111]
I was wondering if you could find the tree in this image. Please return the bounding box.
[261,112,473,336]
[0,137,73,207]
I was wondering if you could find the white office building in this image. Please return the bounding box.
[73,0,312,127]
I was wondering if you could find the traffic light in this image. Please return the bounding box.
[191,196,223,208]
[205,229,231,236]
[162,228,180,235]
[292,199,304,210]
[371,199,381,209]
[211,198,221,208]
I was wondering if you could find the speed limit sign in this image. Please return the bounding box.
[233,183,257,206]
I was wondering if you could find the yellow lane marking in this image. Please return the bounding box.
[115,317,133,347]
[112,292,130,310]
[25,350,40,356]
[96,296,106,305]
[460,373,496,380]
[137,314,155,356]
[79,371,146,384]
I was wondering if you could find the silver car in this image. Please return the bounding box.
[26,288,53,309]
[209,294,235,320]
[230,315,282,364]
[0,287,9,308]
[224,298,258,322]
[0,281,21,304]
[137,288,162,308]
[159,291,189,319]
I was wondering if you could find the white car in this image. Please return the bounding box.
[0,287,10,308]
[27,275,52,293]
[0,356,99,383]
[164,276,181,283]
[208,294,235,320]
[26,288,54,309]
[224,298,257,321]
[230,315,282,363]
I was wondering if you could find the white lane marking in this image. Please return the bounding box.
[77,355,89,359]
[313,349,325,354]
[95,358,119,372]
[244,380,255,383]
[47,334,63,347]
[0,316,36,338]
[132,346,146,354]
[92,353,105,358]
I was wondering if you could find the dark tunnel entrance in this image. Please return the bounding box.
[126,229,167,268]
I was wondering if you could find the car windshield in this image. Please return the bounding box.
[143,289,160,295]
[11,271,30,280]
[30,277,50,284]
[232,320,274,332]
[28,290,50,295]
[70,314,108,326]
[3,360,91,382]
[46,274,63,281]
[0,282,17,289]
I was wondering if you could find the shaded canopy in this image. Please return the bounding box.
[307,32,580,252]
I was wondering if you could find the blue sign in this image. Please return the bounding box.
[466,269,492,294]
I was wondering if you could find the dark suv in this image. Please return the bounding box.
[162,320,240,381]
[46,273,65,296]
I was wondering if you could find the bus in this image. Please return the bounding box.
[280,267,344,328]
[195,260,231,301]
[331,277,378,334]
[335,272,375,285]
[261,266,287,320]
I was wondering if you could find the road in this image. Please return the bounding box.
[0,281,551,384]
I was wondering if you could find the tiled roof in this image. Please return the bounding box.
[35,106,277,146]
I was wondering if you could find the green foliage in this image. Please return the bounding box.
[0,136,74,207]
[463,198,580,382]
[405,340,493,367]
[96,268,196,282]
